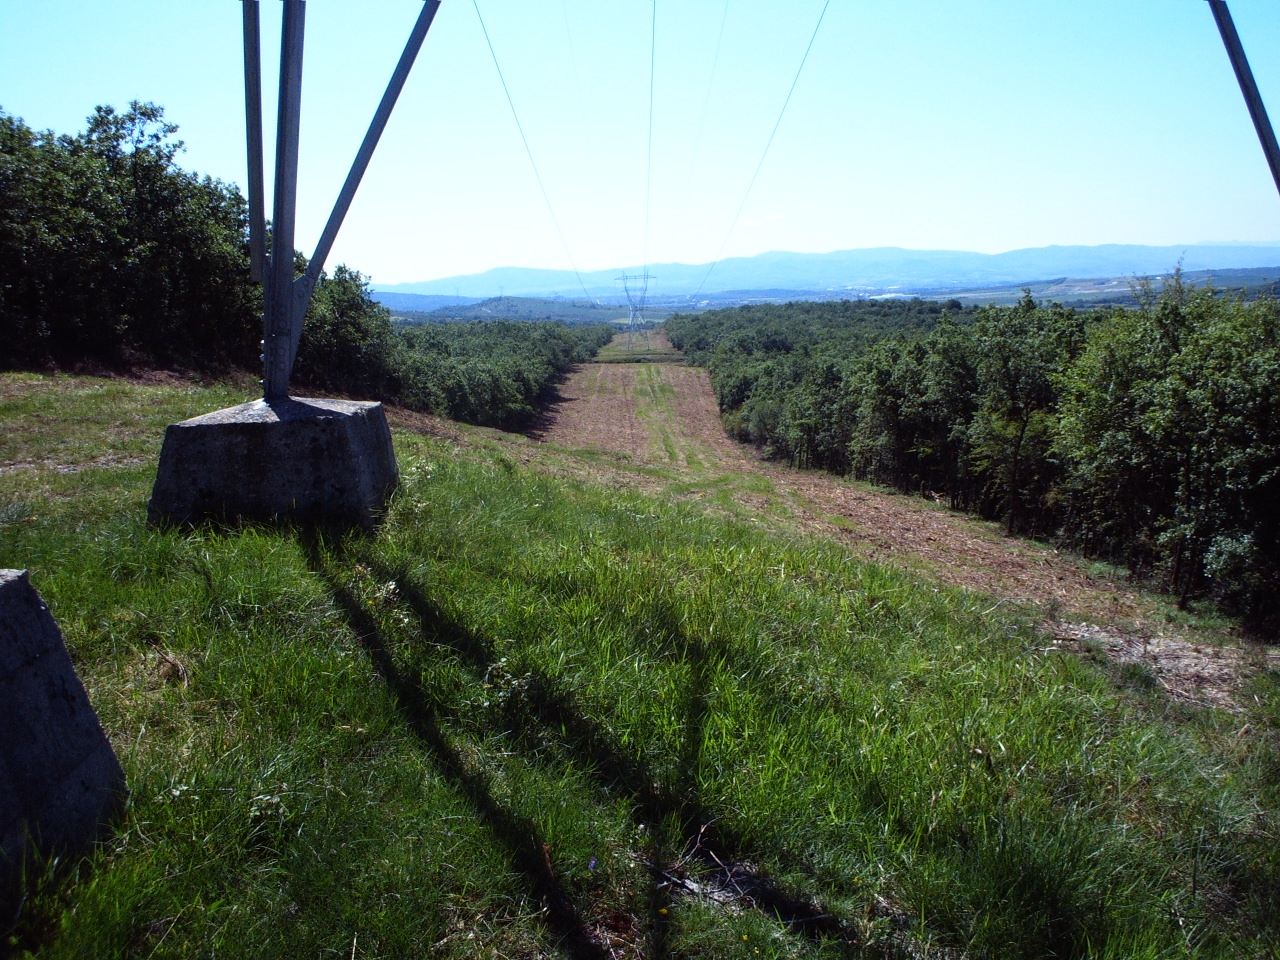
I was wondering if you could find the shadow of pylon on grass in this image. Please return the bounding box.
[353,553,855,954]
[298,531,613,960]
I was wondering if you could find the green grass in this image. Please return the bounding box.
[2,376,1279,958]
[595,331,683,365]
[0,374,254,470]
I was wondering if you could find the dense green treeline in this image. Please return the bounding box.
[0,105,611,430]
[0,103,260,369]
[394,319,614,429]
[668,298,974,478]
[296,264,612,429]
[667,287,1280,634]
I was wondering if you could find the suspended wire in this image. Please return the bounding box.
[560,0,592,148]
[472,0,596,303]
[686,0,731,195]
[642,0,657,276]
[695,0,831,297]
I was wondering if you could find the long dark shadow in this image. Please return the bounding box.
[521,372,576,442]
[362,555,854,949]
[299,532,611,960]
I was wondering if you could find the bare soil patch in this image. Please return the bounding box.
[1049,622,1254,712]
[529,364,654,458]
[644,329,676,352]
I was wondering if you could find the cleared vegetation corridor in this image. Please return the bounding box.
[532,333,1262,712]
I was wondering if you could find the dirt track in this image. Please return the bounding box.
[527,334,1265,711]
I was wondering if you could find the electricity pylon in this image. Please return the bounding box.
[616,271,653,350]
[242,0,440,399]
[1209,0,1280,200]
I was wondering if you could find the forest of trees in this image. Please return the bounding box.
[667,289,1280,635]
[0,104,613,430]
[0,103,260,369]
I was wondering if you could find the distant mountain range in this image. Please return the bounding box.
[373,244,1280,302]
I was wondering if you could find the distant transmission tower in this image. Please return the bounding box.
[616,271,653,350]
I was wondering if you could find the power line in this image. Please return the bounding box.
[686,0,731,196]
[560,0,592,150]
[617,270,653,348]
[695,0,831,297]
[472,0,597,303]
[643,0,658,272]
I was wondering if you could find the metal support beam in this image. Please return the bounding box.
[251,1,438,398]
[287,0,442,373]
[1209,0,1280,200]
[264,0,306,400]
[241,0,267,284]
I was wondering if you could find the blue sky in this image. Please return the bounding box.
[3,1,1280,285]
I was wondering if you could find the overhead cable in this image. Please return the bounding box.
[560,0,592,149]
[686,0,731,196]
[472,0,597,303]
[695,0,831,297]
[643,0,658,273]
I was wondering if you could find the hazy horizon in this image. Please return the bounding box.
[372,241,1280,299]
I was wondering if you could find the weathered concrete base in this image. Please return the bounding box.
[148,397,399,529]
[0,571,126,900]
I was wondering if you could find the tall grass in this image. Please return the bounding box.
[1,377,1277,958]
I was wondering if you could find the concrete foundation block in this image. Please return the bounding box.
[148,397,399,529]
[0,570,126,895]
